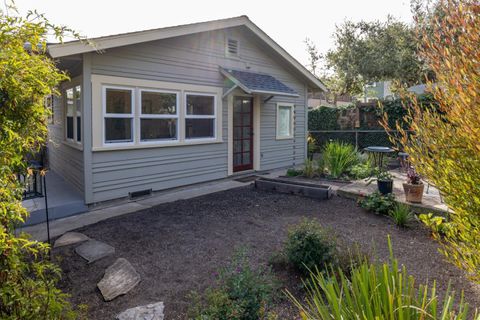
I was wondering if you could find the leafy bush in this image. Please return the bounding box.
[285,219,336,275]
[359,192,396,215]
[419,213,453,237]
[389,203,414,228]
[0,6,79,319]
[288,238,476,320]
[347,162,373,180]
[189,249,278,320]
[320,141,359,178]
[308,107,339,131]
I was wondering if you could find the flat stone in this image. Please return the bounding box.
[54,232,90,248]
[75,239,115,263]
[98,258,141,301]
[116,302,164,320]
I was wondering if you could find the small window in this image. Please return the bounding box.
[66,88,74,140]
[226,38,239,57]
[75,85,82,142]
[104,87,134,144]
[185,94,216,139]
[276,103,294,139]
[140,90,178,142]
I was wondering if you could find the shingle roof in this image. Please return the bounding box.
[221,68,299,97]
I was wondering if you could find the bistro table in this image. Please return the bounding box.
[364,146,394,169]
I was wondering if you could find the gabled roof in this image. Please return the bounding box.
[48,16,326,91]
[220,68,299,97]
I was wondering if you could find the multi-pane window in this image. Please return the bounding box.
[65,85,81,143]
[276,103,294,139]
[101,86,218,146]
[104,87,134,144]
[140,90,178,142]
[185,94,216,139]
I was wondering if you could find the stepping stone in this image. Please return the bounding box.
[75,239,115,263]
[116,302,164,320]
[97,258,141,301]
[54,232,90,248]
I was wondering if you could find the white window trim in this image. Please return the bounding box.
[276,103,295,140]
[93,75,224,151]
[102,85,135,146]
[63,79,83,150]
[184,92,217,141]
[139,88,180,144]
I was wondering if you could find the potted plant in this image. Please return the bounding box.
[403,167,424,203]
[366,169,394,195]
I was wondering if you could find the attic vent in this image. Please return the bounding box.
[226,38,239,56]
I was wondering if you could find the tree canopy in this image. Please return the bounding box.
[307,17,425,96]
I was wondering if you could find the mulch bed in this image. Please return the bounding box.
[53,186,480,319]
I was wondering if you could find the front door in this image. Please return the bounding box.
[233,97,253,172]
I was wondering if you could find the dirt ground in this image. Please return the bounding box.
[54,186,480,319]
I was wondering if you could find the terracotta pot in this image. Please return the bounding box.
[403,183,424,203]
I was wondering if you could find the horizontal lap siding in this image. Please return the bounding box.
[48,97,84,195]
[89,27,306,202]
[259,96,306,170]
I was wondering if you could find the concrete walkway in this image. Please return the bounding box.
[18,171,282,242]
[337,169,449,215]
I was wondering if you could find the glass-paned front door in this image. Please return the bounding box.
[233,97,253,172]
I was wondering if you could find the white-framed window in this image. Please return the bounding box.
[65,85,82,144]
[140,89,179,142]
[276,103,294,139]
[103,86,134,144]
[185,93,216,140]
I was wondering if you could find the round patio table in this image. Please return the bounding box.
[364,146,394,168]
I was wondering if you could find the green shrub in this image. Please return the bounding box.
[288,237,476,320]
[320,141,359,178]
[359,192,396,215]
[285,219,336,275]
[419,213,454,236]
[347,162,373,180]
[189,249,278,320]
[390,203,414,228]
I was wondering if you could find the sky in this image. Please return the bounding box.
[14,0,413,67]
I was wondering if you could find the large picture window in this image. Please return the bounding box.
[185,94,216,139]
[97,78,221,149]
[276,103,294,139]
[65,85,82,144]
[140,90,178,142]
[104,87,134,144]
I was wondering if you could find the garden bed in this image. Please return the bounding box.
[53,186,479,319]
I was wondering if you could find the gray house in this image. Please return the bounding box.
[46,16,326,207]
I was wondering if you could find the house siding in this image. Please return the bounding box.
[48,95,85,195]
[87,26,306,203]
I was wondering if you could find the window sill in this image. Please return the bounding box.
[275,136,294,140]
[62,140,83,151]
[92,138,223,152]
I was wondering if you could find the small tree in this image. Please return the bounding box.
[0,4,82,318]
[383,0,480,282]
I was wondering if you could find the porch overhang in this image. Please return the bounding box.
[220,67,300,100]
